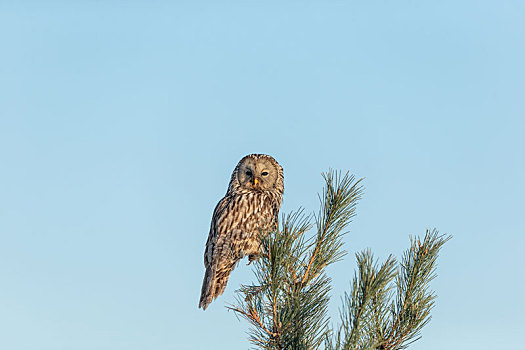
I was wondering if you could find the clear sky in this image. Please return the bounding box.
[0,1,523,349]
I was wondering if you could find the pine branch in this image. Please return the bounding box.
[381,229,451,350]
[344,251,397,349]
[228,170,450,350]
[326,251,396,350]
[229,171,363,350]
[302,172,363,285]
[327,229,450,350]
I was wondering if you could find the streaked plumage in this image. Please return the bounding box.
[199,154,284,310]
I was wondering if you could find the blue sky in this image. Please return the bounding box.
[0,1,523,349]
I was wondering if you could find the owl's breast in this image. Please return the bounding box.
[229,192,278,234]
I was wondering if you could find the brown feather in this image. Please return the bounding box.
[199,154,284,310]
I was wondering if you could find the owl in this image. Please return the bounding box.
[199,154,284,310]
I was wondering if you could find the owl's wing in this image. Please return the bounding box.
[199,195,234,310]
[204,195,231,268]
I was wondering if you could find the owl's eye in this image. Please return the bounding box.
[262,171,269,176]
[245,170,252,176]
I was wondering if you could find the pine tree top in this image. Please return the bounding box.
[230,170,450,350]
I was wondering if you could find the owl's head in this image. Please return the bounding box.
[228,154,284,194]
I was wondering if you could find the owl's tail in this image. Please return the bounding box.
[199,262,235,310]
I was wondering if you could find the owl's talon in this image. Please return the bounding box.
[247,254,259,265]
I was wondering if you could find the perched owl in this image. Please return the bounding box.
[199,154,284,310]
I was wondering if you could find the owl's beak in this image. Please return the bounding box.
[254,178,259,186]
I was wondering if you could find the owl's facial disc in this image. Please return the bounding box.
[237,158,276,191]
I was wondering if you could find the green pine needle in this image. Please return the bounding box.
[228,170,450,350]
